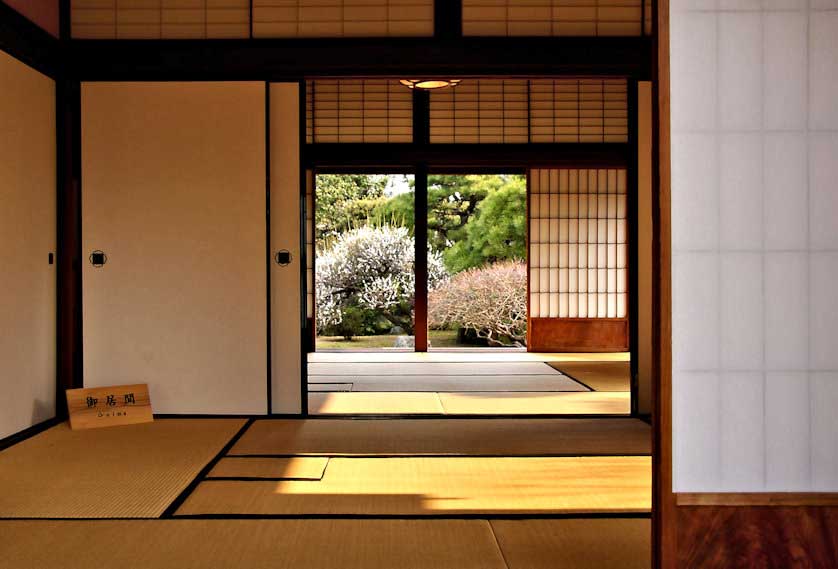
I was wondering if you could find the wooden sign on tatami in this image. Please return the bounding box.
[65,384,153,430]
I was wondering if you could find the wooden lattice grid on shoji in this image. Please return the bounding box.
[71,0,251,39]
[429,78,628,144]
[305,79,413,143]
[253,0,434,38]
[529,168,628,319]
[462,0,648,37]
[429,79,529,144]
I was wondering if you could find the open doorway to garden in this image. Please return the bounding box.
[311,172,529,352]
[313,173,417,351]
[306,170,631,416]
[426,173,528,350]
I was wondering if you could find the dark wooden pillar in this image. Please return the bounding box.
[412,90,430,352]
[414,165,429,352]
[434,0,462,40]
[56,78,83,416]
[627,79,640,416]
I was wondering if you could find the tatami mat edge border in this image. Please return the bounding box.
[160,418,255,518]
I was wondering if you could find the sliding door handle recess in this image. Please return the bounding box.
[89,250,107,268]
[275,250,292,266]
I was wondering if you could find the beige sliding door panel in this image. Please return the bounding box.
[0,52,56,438]
[82,82,267,415]
[269,83,302,414]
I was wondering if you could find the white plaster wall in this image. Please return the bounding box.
[671,0,838,490]
[0,50,56,439]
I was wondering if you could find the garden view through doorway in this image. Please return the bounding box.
[313,173,528,352]
[308,172,632,416]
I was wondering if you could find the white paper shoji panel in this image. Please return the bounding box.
[462,0,646,37]
[71,0,250,39]
[529,168,627,319]
[253,0,433,38]
[428,78,628,144]
[305,79,413,143]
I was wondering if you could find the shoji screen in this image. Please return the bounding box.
[671,0,838,491]
[71,0,250,39]
[306,79,412,143]
[430,80,529,143]
[253,0,433,37]
[82,82,267,414]
[429,79,628,144]
[462,0,649,37]
[0,51,56,439]
[528,168,628,352]
[530,79,628,143]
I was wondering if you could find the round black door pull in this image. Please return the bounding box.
[275,250,292,266]
[89,250,107,268]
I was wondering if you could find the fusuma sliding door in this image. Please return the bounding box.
[528,168,629,352]
[82,82,267,414]
[0,51,56,437]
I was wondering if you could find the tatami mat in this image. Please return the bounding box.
[230,418,651,456]
[175,456,651,516]
[309,392,445,414]
[0,519,507,569]
[309,361,560,376]
[437,392,631,415]
[0,419,244,518]
[310,391,629,415]
[309,374,588,392]
[207,457,329,480]
[547,362,631,392]
[491,519,651,569]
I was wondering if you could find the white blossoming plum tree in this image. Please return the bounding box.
[316,225,447,340]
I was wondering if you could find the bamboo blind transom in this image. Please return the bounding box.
[253,0,434,38]
[462,0,652,37]
[529,168,627,319]
[429,79,628,144]
[306,79,413,143]
[71,0,250,39]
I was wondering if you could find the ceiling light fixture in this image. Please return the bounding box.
[399,79,461,90]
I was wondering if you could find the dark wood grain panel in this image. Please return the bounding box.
[677,493,838,507]
[677,506,838,569]
[529,318,629,352]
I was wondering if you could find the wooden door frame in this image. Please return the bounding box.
[652,0,674,565]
